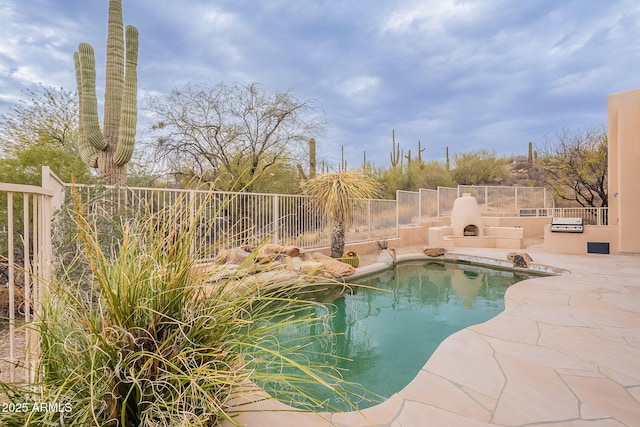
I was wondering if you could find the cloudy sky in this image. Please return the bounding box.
[1,0,639,169]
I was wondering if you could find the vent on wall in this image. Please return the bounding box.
[587,242,610,254]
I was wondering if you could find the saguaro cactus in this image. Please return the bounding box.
[405,149,412,166]
[340,145,347,172]
[390,129,400,168]
[309,137,317,179]
[417,140,425,163]
[445,146,450,171]
[297,137,317,180]
[74,0,138,185]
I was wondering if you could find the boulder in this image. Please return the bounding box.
[507,252,533,263]
[513,254,530,269]
[205,264,246,282]
[312,253,356,278]
[300,252,315,261]
[215,275,260,298]
[322,260,356,279]
[288,256,303,272]
[213,248,230,264]
[423,247,447,257]
[284,246,301,257]
[256,243,286,263]
[227,248,252,265]
[311,252,331,260]
[255,269,301,288]
[300,261,324,277]
[249,261,287,274]
[507,252,533,266]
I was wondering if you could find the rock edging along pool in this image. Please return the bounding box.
[255,259,547,411]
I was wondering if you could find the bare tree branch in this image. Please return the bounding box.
[144,82,326,191]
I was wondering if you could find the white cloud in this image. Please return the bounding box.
[381,0,486,34]
[340,76,379,98]
[546,68,608,97]
[201,7,235,29]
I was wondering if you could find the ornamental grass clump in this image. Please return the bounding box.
[0,192,366,426]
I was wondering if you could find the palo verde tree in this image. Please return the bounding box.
[536,127,608,207]
[376,159,454,198]
[145,82,325,192]
[74,0,139,185]
[450,149,510,185]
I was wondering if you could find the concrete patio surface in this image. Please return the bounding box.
[224,247,640,427]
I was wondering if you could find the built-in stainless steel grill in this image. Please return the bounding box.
[550,217,584,233]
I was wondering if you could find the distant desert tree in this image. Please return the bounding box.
[145,82,325,191]
[0,85,78,154]
[450,149,510,185]
[536,127,608,207]
[377,160,455,197]
[0,85,91,184]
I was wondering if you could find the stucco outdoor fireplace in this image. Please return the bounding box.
[450,193,484,237]
[427,193,524,250]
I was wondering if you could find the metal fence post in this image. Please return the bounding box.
[597,207,602,226]
[367,199,372,240]
[7,193,15,382]
[189,191,196,258]
[273,194,279,245]
[485,186,488,212]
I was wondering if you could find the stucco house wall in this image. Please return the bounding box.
[609,88,640,254]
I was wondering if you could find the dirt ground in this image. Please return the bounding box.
[0,325,25,385]
[0,285,27,385]
[0,287,24,319]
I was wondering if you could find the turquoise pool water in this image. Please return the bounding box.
[261,260,533,411]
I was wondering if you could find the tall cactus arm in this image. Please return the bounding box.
[114,25,138,166]
[73,51,97,167]
[75,43,105,167]
[104,0,125,140]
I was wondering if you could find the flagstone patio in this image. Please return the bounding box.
[224,247,640,427]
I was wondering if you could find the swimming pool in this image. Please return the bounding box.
[258,260,533,411]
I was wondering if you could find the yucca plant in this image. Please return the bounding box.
[302,170,380,258]
[0,190,370,426]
